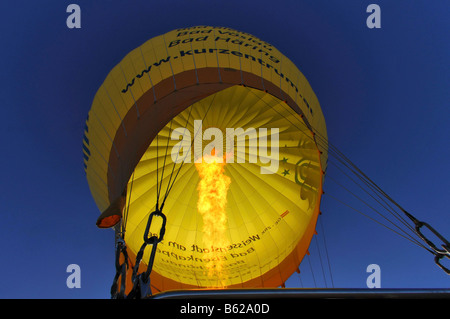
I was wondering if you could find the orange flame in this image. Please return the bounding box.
[195,148,231,287]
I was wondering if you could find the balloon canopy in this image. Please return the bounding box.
[83,26,328,293]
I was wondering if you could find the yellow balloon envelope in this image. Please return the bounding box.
[83,26,328,293]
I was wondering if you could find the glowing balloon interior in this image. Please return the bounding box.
[83,26,328,293]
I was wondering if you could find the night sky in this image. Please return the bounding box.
[1,0,448,298]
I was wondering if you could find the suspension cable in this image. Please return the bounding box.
[314,235,328,287]
[245,87,449,274]
[319,216,334,288]
[159,94,217,210]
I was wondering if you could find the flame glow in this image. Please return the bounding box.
[195,150,231,287]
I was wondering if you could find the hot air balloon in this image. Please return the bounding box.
[83,26,328,297]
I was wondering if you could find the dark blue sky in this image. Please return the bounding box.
[0,1,448,298]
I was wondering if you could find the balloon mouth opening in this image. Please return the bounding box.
[118,85,325,289]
